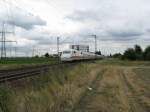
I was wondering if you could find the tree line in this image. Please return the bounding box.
[112,45,150,61]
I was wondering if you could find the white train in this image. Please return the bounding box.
[60,49,103,61]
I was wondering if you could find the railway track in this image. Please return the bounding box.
[0,62,78,83]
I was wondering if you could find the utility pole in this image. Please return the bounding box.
[9,43,12,57]
[32,46,35,57]
[0,40,17,58]
[57,37,60,62]
[1,22,6,59]
[0,22,15,59]
[57,37,60,56]
[14,46,17,58]
[91,34,97,54]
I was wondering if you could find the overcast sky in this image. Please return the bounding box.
[0,0,150,56]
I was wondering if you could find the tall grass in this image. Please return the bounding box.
[97,59,150,66]
[0,85,15,112]
[0,63,98,112]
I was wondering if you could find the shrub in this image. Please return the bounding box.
[122,45,144,60]
[144,46,150,60]
[134,45,143,60]
[44,53,50,58]
[135,45,143,54]
[123,48,136,60]
[112,53,122,59]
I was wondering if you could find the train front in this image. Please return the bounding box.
[60,50,73,61]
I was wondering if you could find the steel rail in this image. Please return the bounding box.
[0,62,77,83]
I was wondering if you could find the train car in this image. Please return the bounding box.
[61,49,82,61]
[60,49,103,61]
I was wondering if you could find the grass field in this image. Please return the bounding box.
[0,59,149,112]
[0,57,58,70]
[97,58,150,66]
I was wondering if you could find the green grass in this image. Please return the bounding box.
[133,68,150,84]
[0,57,58,64]
[0,57,59,70]
[0,86,12,112]
[96,58,150,66]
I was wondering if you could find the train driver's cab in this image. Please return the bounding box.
[61,50,72,61]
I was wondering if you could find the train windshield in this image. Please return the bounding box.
[63,51,71,54]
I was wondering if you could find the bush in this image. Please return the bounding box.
[134,45,143,60]
[135,45,143,54]
[95,51,101,55]
[144,46,150,60]
[122,45,145,61]
[112,53,122,59]
[44,53,50,58]
[123,48,136,60]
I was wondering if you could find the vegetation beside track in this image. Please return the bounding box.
[96,58,150,66]
[0,60,149,112]
[0,63,99,112]
[0,57,59,70]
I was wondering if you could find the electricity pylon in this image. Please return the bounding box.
[0,22,16,59]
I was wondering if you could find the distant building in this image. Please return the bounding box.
[70,45,89,52]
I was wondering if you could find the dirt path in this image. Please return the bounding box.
[71,66,150,112]
[120,69,149,112]
[122,68,150,112]
[71,68,105,112]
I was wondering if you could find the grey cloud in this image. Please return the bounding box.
[66,10,100,22]
[64,0,150,44]
[0,7,46,30]
[2,0,150,55]
[107,29,144,41]
[7,12,46,30]
[31,36,56,45]
[37,40,56,45]
[74,26,145,42]
[21,31,56,45]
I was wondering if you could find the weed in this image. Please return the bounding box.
[0,86,12,112]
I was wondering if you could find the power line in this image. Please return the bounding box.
[0,22,16,59]
[2,0,15,33]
